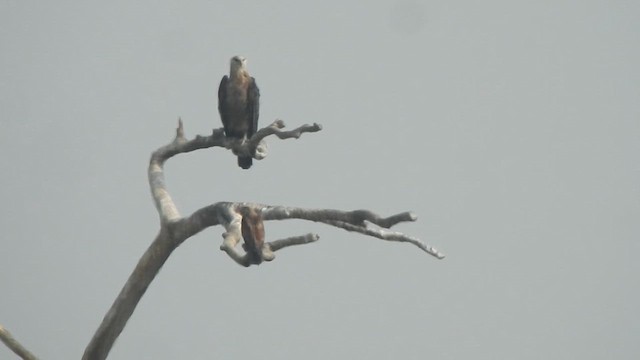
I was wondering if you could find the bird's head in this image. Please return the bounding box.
[238,206,260,219]
[230,55,248,74]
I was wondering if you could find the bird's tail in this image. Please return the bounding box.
[242,243,263,265]
[238,156,252,169]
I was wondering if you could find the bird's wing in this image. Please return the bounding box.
[254,217,265,249]
[241,216,258,253]
[241,210,265,253]
[247,77,260,137]
[241,216,253,247]
[218,75,230,134]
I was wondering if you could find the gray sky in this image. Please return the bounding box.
[1,0,639,359]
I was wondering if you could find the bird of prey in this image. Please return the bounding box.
[218,55,260,169]
[240,207,265,265]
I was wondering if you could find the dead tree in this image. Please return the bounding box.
[2,119,444,360]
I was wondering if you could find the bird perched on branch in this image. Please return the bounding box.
[240,207,265,265]
[218,55,260,169]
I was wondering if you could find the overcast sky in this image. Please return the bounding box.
[1,1,639,359]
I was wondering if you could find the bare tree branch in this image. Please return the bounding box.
[148,119,321,224]
[82,119,444,360]
[0,324,39,360]
[267,233,320,252]
[82,120,322,360]
[260,206,417,228]
[250,119,322,143]
[324,220,445,259]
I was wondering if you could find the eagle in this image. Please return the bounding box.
[239,207,265,265]
[218,55,260,169]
